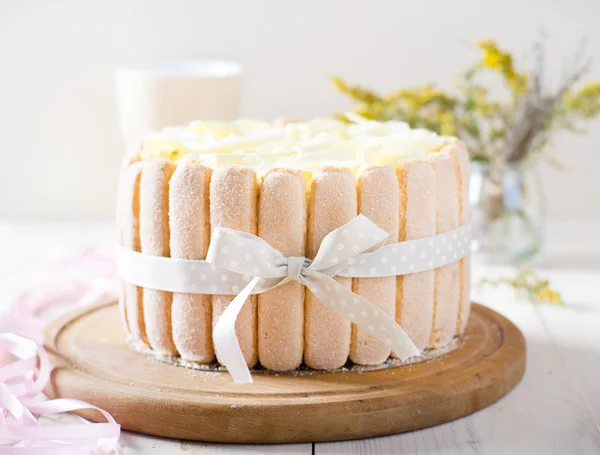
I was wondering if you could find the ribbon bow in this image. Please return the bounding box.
[207,215,420,384]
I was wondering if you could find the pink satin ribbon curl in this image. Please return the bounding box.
[0,247,123,454]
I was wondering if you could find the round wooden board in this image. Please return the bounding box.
[44,302,525,444]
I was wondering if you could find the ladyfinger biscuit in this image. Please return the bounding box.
[430,152,460,348]
[210,166,258,367]
[116,163,131,333]
[118,161,147,343]
[305,166,356,370]
[258,169,306,371]
[396,160,436,351]
[140,158,178,355]
[350,165,398,365]
[169,160,215,362]
[447,144,471,334]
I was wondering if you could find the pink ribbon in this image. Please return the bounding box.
[0,247,123,454]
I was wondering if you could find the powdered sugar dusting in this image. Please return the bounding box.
[118,162,147,343]
[351,165,399,364]
[431,153,460,348]
[210,166,258,366]
[169,160,215,362]
[128,334,461,374]
[397,159,437,351]
[257,169,306,371]
[139,158,177,355]
[304,167,356,370]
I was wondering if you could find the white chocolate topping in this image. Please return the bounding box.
[139,117,456,173]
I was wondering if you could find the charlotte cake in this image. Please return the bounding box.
[118,118,471,372]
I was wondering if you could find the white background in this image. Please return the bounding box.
[1,0,599,221]
[1,4,599,453]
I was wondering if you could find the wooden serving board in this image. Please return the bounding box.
[44,302,525,444]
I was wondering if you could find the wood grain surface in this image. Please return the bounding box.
[44,301,525,444]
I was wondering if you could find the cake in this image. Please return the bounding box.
[117,118,471,376]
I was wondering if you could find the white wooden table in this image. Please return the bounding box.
[1,220,599,455]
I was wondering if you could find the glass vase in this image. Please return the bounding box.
[470,162,545,265]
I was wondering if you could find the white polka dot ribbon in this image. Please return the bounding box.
[116,215,472,384]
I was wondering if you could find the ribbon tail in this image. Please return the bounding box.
[301,272,420,361]
[213,277,260,384]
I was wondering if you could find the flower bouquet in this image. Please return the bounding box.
[332,38,600,263]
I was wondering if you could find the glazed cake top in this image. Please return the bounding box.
[138,117,457,173]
